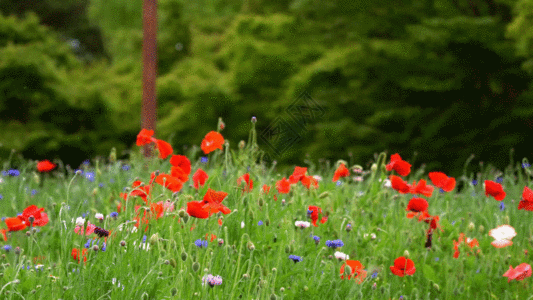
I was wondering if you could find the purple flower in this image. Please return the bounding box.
[194,239,208,248]
[288,255,302,263]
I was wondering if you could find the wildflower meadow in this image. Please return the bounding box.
[1,119,533,300]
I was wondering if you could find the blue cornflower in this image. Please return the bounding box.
[84,172,95,182]
[435,257,439,262]
[451,221,456,225]
[336,180,342,187]
[288,255,302,263]
[325,239,344,248]
[7,169,20,177]
[98,183,104,188]
[3,245,12,252]
[110,212,119,219]
[371,271,378,278]
[258,221,263,226]
[439,188,445,194]
[0,194,3,200]
[83,159,90,165]
[122,165,130,171]
[142,235,147,243]
[194,239,208,248]
[84,239,91,248]
[496,177,503,184]
[522,163,531,168]
[102,242,107,252]
[201,157,208,164]
[31,189,37,196]
[312,235,320,245]
[472,180,478,186]
[500,202,505,211]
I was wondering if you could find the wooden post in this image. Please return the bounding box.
[142,0,157,157]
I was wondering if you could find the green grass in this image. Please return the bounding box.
[0,130,532,299]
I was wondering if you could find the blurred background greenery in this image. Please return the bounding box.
[1,0,532,176]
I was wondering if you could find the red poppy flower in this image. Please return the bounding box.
[289,166,307,184]
[333,163,350,182]
[340,260,367,283]
[262,184,271,194]
[409,179,434,197]
[136,129,155,146]
[428,172,456,192]
[0,229,7,241]
[390,256,416,276]
[308,206,323,227]
[170,166,189,183]
[301,175,318,189]
[17,205,49,227]
[518,186,533,211]
[503,263,532,282]
[202,188,231,215]
[386,153,411,177]
[37,160,56,172]
[121,181,151,202]
[390,175,410,194]
[155,139,173,159]
[5,217,27,231]
[453,233,479,259]
[187,201,210,219]
[276,177,291,194]
[205,233,217,242]
[170,155,191,175]
[155,174,183,192]
[406,198,428,213]
[193,169,208,189]
[484,180,506,201]
[71,248,88,263]
[237,173,253,192]
[201,131,224,154]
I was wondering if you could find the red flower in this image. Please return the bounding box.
[301,175,318,189]
[276,178,291,194]
[120,181,151,202]
[308,206,325,227]
[0,229,7,241]
[289,166,307,184]
[192,169,208,189]
[237,173,253,192]
[390,175,410,193]
[340,260,367,283]
[155,174,183,192]
[333,163,350,182]
[71,248,88,263]
[17,205,49,227]
[170,155,191,175]
[262,184,271,194]
[202,188,231,215]
[136,129,155,146]
[170,166,189,183]
[484,180,506,201]
[453,233,479,259]
[518,186,533,211]
[201,131,224,154]
[503,263,532,282]
[406,198,428,213]
[205,233,217,242]
[428,172,456,192]
[187,201,210,219]
[155,139,173,159]
[390,256,416,276]
[409,179,434,197]
[386,153,411,177]
[37,160,56,172]
[5,217,27,231]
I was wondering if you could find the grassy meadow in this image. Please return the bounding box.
[0,122,532,300]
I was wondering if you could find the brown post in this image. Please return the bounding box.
[142,0,157,157]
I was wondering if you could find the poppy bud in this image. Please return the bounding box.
[318,192,330,199]
[169,258,177,268]
[150,233,160,246]
[265,218,270,226]
[181,252,188,261]
[371,163,378,173]
[182,215,189,224]
[33,173,40,185]
[467,222,475,231]
[239,140,246,149]
[192,262,200,272]
[303,286,309,291]
[171,288,178,296]
[258,198,264,207]
[247,241,255,251]
[478,225,485,233]
[403,250,410,257]
[270,294,277,300]
[285,245,292,253]
[109,147,117,163]
[344,265,352,276]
